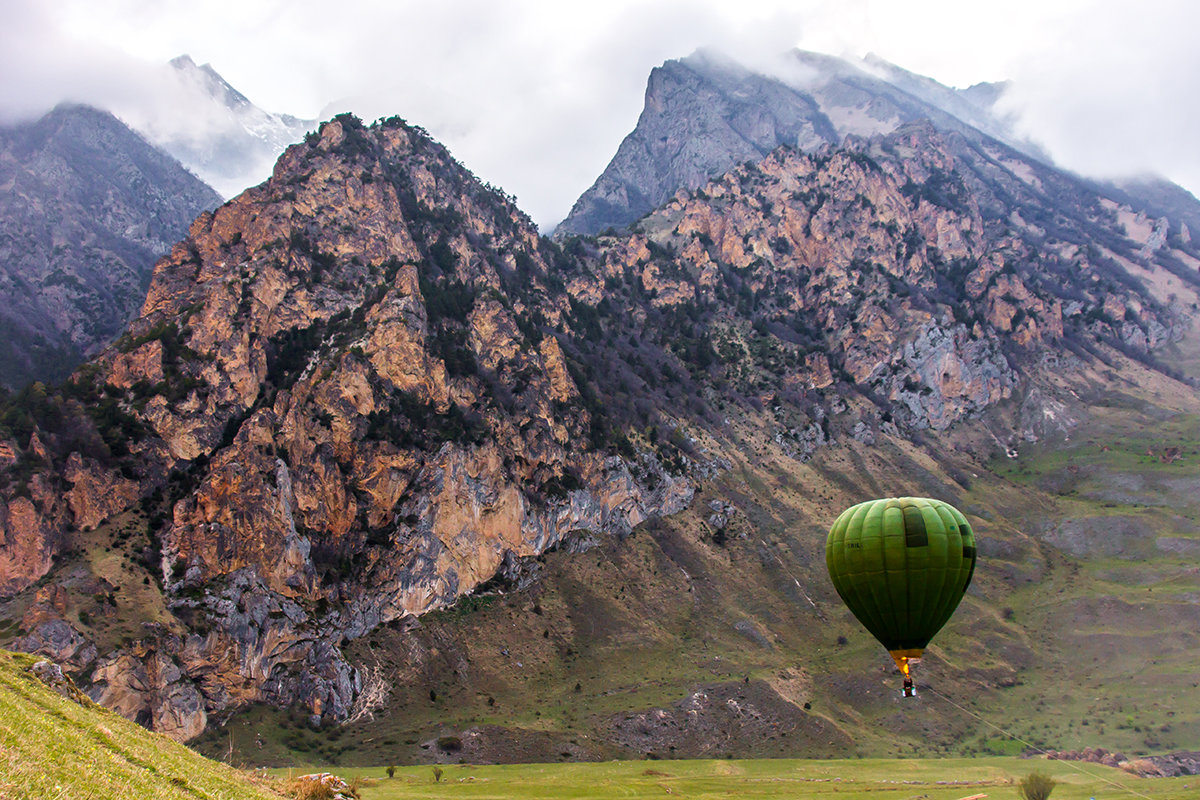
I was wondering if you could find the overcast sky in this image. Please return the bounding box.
[3,0,1199,229]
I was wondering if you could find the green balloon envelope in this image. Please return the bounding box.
[825,497,977,673]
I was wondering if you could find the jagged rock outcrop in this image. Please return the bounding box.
[561,121,1186,451]
[89,639,209,741]
[0,104,221,389]
[14,585,98,670]
[29,659,92,706]
[1137,751,1200,777]
[0,475,64,597]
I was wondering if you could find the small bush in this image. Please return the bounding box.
[386,765,395,778]
[283,773,356,800]
[1018,771,1056,800]
[432,767,444,783]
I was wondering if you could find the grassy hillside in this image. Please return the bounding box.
[301,757,1200,799]
[0,649,281,800]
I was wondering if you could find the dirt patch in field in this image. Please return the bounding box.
[1040,516,1156,559]
[419,724,611,764]
[602,679,850,759]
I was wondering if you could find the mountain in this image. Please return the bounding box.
[858,54,1028,150]
[556,49,1063,236]
[3,97,1200,766]
[0,104,222,390]
[298,121,1200,764]
[0,113,688,741]
[117,55,316,199]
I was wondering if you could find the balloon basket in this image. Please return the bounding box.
[890,649,923,698]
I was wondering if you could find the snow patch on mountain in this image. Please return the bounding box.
[111,55,315,198]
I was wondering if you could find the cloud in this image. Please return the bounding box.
[0,0,160,122]
[998,0,1200,194]
[5,0,1200,227]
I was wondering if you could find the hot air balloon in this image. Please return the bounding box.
[825,497,977,697]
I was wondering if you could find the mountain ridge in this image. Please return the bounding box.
[1,113,693,740]
[555,48,1196,239]
[3,47,1200,762]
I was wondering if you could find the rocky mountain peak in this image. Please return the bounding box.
[169,54,256,112]
[117,56,316,199]
[1,113,692,738]
[556,49,1054,236]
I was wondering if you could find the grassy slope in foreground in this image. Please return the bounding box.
[302,757,1200,799]
[0,649,281,800]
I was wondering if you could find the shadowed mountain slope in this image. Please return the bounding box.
[0,104,221,389]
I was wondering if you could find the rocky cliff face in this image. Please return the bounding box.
[560,120,1190,448]
[0,104,222,389]
[1,111,1195,745]
[554,51,837,237]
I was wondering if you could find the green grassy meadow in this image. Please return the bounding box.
[284,757,1200,799]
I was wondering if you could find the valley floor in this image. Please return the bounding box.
[276,756,1200,799]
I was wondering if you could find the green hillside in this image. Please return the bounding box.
[0,649,281,800]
